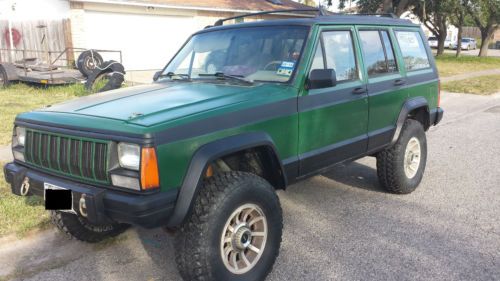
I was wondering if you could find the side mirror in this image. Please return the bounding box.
[153,71,161,82]
[307,69,337,89]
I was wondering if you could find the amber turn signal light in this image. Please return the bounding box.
[140,147,160,190]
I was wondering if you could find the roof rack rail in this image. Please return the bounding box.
[212,8,329,27]
[347,13,398,18]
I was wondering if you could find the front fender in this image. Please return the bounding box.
[166,132,284,227]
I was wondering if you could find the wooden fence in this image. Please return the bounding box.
[0,19,71,65]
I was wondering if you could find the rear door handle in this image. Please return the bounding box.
[394,79,406,86]
[352,87,367,95]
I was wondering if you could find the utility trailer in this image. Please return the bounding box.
[0,47,124,92]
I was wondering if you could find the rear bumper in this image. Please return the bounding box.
[431,107,444,125]
[3,162,178,228]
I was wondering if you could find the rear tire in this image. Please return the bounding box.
[175,171,282,281]
[376,119,427,194]
[50,211,129,243]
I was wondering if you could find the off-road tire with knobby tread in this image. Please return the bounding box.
[50,211,129,243]
[174,171,282,281]
[376,119,427,194]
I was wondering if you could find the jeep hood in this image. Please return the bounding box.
[36,82,283,127]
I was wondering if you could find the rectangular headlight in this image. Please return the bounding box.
[117,142,140,170]
[14,127,26,147]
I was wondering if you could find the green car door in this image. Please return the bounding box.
[356,26,408,151]
[298,25,369,175]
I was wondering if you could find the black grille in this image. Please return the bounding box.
[24,129,109,183]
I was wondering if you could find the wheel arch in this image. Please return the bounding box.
[166,132,286,227]
[391,97,430,145]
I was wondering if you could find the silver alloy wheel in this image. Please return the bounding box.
[404,137,421,179]
[220,203,268,275]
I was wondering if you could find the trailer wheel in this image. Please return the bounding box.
[0,65,9,88]
[77,50,103,78]
[85,60,125,93]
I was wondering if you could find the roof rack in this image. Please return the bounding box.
[212,8,329,26]
[348,13,398,18]
[208,9,400,28]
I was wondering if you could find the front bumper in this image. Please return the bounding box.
[3,162,178,228]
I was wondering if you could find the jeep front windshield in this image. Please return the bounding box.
[162,26,309,83]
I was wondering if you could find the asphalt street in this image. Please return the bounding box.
[1,91,499,281]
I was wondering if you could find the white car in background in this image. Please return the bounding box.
[428,36,438,48]
[444,38,453,48]
[451,38,478,50]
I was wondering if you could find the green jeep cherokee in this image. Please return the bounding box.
[4,10,443,281]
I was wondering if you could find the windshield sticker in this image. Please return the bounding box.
[277,61,295,76]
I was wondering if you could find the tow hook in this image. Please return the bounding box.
[20,177,30,196]
[79,194,88,218]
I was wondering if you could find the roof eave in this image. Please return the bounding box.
[69,0,314,17]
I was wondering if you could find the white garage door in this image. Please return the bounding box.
[84,11,198,71]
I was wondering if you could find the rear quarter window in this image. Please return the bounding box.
[395,31,431,71]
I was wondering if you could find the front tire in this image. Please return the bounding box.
[175,172,282,281]
[50,211,129,243]
[376,119,427,194]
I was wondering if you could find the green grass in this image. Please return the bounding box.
[435,54,500,77]
[0,162,51,237]
[442,74,500,95]
[0,83,88,146]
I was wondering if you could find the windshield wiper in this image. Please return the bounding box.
[159,72,191,81]
[198,72,253,84]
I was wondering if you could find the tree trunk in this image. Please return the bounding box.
[437,36,446,55]
[456,25,463,57]
[478,28,493,57]
[436,21,448,56]
[382,0,393,13]
[456,12,464,57]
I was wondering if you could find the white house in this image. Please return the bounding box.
[0,0,312,82]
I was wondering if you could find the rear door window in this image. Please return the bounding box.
[359,30,398,77]
[395,31,431,71]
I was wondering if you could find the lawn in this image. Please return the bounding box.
[0,83,88,146]
[442,74,500,95]
[435,54,500,77]
[0,162,51,237]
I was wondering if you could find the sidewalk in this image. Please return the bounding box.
[0,145,12,162]
[441,68,500,83]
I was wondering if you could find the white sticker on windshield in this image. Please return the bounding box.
[277,61,295,76]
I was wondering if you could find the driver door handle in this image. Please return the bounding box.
[394,79,406,86]
[352,87,367,95]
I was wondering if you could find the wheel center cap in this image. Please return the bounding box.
[232,226,252,251]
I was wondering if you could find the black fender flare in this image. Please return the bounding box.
[391,97,429,145]
[166,132,285,227]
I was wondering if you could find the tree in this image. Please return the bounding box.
[338,0,417,17]
[450,0,469,57]
[466,0,500,57]
[413,0,455,56]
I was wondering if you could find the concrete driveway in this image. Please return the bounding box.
[1,91,499,281]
